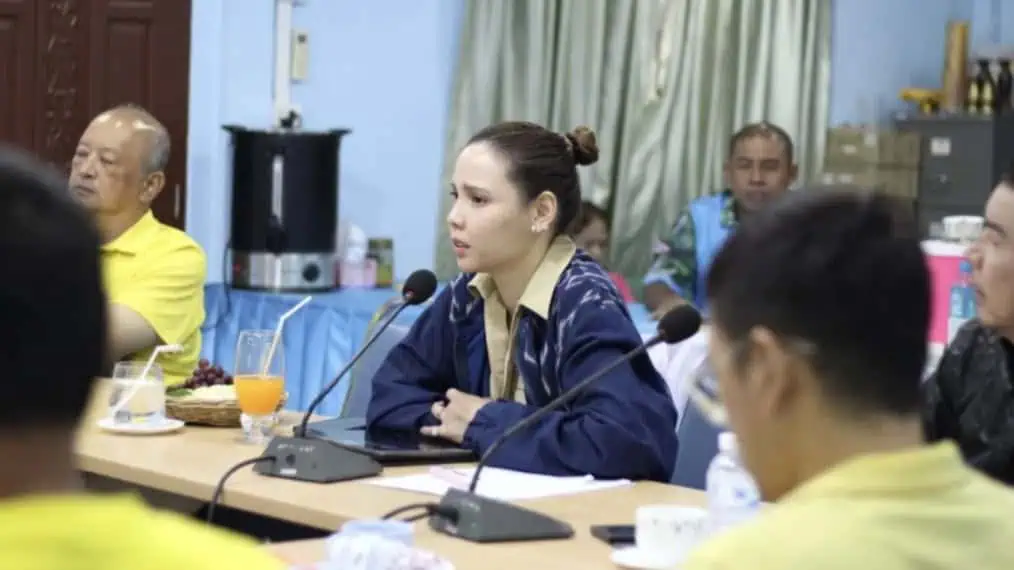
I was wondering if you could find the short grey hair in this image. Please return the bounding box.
[144,128,171,175]
[107,103,171,175]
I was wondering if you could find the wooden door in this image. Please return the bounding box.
[87,0,193,229]
[0,0,192,230]
[32,0,92,178]
[0,0,36,155]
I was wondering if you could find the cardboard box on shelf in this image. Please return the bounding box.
[818,168,919,199]
[824,127,921,168]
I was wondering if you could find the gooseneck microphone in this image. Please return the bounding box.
[467,304,701,493]
[254,269,439,484]
[297,269,439,437]
[427,305,703,543]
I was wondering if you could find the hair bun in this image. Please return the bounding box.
[565,126,599,166]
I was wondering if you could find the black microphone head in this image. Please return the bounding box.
[657,305,702,344]
[402,269,438,305]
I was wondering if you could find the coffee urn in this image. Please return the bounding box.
[225,126,351,292]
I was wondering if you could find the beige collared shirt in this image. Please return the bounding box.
[468,236,576,403]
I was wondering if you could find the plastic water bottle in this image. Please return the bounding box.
[947,260,976,343]
[705,432,761,536]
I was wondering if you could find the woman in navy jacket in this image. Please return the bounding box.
[366,122,679,481]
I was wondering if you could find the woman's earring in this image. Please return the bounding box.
[531,223,543,234]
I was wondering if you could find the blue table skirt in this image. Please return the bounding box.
[201,284,657,416]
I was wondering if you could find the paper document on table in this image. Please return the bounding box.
[364,466,631,501]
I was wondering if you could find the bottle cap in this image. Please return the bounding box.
[718,431,737,453]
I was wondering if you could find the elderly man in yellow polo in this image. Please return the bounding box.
[69,104,206,386]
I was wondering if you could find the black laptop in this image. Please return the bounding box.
[303,417,475,463]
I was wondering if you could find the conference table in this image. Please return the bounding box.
[75,380,705,568]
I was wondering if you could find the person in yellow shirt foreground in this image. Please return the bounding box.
[69,104,206,386]
[684,188,1014,570]
[0,147,283,570]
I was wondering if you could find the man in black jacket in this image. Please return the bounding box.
[924,171,1014,485]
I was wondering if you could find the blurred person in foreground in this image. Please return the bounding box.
[69,104,206,386]
[642,122,796,318]
[683,189,1014,570]
[0,147,284,569]
[924,168,1014,485]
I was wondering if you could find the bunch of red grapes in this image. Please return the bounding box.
[182,359,234,389]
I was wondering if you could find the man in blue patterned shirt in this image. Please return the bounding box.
[643,123,797,318]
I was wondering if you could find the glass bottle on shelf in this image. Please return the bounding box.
[975,59,996,115]
[997,59,1013,113]
[967,76,981,114]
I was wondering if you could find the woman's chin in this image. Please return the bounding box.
[456,257,480,273]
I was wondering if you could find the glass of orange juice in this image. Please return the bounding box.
[234,329,285,444]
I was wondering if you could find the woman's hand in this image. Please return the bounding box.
[420,388,490,443]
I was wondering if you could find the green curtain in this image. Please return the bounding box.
[608,0,832,286]
[433,0,832,285]
[433,0,648,280]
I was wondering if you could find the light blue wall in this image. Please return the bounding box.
[185,0,464,282]
[829,0,1014,125]
[186,0,1011,281]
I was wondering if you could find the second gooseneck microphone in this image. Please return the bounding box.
[427,305,703,543]
[254,269,438,484]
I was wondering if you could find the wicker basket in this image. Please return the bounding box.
[165,393,288,427]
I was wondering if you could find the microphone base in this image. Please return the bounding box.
[428,488,574,543]
[254,436,383,483]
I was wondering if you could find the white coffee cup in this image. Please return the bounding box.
[633,505,708,566]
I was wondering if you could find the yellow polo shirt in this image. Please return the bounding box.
[684,442,1014,570]
[0,494,285,569]
[102,211,206,386]
[468,236,575,402]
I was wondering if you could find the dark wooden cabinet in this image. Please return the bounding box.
[0,0,192,229]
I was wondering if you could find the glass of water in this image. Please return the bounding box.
[109,362,166,426]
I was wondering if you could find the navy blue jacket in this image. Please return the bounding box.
[366,252,679,481]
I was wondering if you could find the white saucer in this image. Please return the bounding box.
[611,546,682,570]
[97,417,185,435]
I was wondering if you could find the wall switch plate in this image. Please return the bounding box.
[291,30,310,81]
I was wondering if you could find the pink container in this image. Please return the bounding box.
[922,240,967,344]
